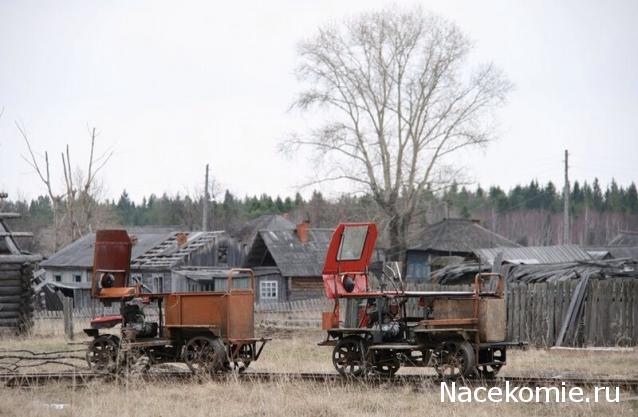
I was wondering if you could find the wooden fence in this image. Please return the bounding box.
[507,279,638,347]
[406,280,638,347]
[32,279,638,346]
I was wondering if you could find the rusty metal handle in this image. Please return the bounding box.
[226,268,255,291]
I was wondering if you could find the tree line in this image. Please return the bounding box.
[3,178,637,255]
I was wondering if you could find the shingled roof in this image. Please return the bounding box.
[408,218,520,254]
[244,228,333,277]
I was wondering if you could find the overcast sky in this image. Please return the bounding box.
[1,0,636,203]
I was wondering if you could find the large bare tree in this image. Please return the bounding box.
[286,8,511,259]
[18,125,113,250]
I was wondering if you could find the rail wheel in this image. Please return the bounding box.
[228,343,252,373]
[183,336,226,375]
[475,363,502,378]
[371,351,400,377]
[432,341,475,379]
[333,336,367,377]
[474,347,504,378]
[86,334,120,373]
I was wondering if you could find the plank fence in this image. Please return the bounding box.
[31,280,638,346]
[406,280,638,347]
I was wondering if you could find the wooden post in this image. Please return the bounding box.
[203,164,209,231]
[62,297,74,340]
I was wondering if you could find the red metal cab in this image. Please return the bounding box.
[322,222,377,299]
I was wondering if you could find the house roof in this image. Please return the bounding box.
[172,267,253,281]
[608,231,638,246]
[583,246,638,261]
[130,231,231,269]
[474,245,592,265]
[245,228,333,277]
[432,258,638,285]
[41,230,232,270]
[41,232,170,269]
[408,218,520,254]
[235,214,294,245]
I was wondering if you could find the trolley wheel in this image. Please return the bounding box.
[231,361,251,373]
[332,336,367,377]
[432,341,476,379]
[474,347,505,378]
[86,334,120,373]
[474,363,502,378]
[371,351,401,377]
[229,343,252,373]
[183,336,227,375]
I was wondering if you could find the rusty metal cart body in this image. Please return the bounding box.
[84,230,268,374]
[320,222,518,378]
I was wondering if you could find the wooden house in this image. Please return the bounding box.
[39,230,243,309]
[405,218,520,281]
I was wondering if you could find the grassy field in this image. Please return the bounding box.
[0,326,637,416]
[1,379,637,417]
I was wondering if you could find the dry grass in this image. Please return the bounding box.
[0,379,636,417]
[505,348,638,378]
[1,326,637,416]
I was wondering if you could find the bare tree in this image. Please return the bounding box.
[18,124,113,249]
[285,8,511,259]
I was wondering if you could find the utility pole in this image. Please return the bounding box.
[563,149,570,244]
[202,164,209,231]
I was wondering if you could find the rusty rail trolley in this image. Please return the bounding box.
[85,230,268,374]
[320,222,520,379]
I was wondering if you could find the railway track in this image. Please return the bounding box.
[2,370,637,391]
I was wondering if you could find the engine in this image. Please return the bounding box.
[366,297,402,340]
[120,298,158,339]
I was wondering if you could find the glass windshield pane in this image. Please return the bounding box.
[337,225,369,261]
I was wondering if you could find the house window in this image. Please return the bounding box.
[260,281,278,300]
[153,276,164,293]
[54,275,62,282]
[406,261,430,281]
[74,275,82,283]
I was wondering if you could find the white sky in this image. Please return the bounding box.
[1,0,636,203]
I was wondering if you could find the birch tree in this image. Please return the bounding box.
[19,125,113,249]
[287,8,511,259]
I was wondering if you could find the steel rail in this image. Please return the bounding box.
[2,370,638,390]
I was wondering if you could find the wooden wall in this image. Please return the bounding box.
[289,277,324,301]
[0,261,34,333]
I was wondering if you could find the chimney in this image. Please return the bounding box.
[296,220,310,243]
[175,232,188,246]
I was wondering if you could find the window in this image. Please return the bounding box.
[153,276,164,293]
[337,225,369,261]
[217,242,228,264]
[74,275,82,283]
[260,281,278,300]
[54,275,62,282]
